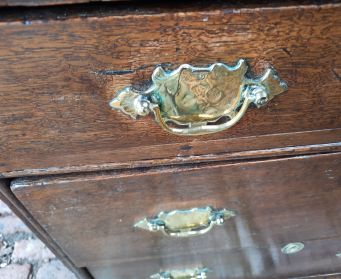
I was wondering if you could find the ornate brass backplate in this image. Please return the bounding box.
[134,206,236,237]
[150,267,210,279]
[110,59,287,136]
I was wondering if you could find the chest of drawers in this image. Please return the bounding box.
[0,1,340,278]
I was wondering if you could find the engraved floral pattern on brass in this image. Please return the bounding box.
[110,59,288,136]
[134,206,236,237]
[150,267,210,279]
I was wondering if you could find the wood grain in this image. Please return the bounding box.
[88,238,341,279]
[11,153,341,268]
[0,3,340,176]
[0,180,93,279]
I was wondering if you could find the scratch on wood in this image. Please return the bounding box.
[331,68,341,81]
[94,62,173,76]
[281,48,292,57]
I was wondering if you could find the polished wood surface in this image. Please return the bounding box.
[88,238,341,279]
[0,180,92,279]
[11,153,341,269]
[0,3,340,177]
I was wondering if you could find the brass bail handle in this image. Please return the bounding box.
[110,59,287,136]
[150,267,210,279]
[134,206,236,238]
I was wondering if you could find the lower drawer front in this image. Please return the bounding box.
[11,153,341,272]
[88,238,341,279]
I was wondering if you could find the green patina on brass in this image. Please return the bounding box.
[110,59,287,135]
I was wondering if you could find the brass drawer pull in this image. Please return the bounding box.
[134,206,236,237]
[110,59,287,136]
[150,267,209,279]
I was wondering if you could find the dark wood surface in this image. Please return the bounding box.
[0,0,334,8]
[88,238,341,279]
[11,153,341,270]
[0,3,340,177]
[0,0,123,6]
[0,180,92,279]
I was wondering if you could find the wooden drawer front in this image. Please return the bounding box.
[0,3,341,177]
[87,238,341,279]
[11,153,341,267]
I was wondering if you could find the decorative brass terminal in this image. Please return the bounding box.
[110,60,287,136]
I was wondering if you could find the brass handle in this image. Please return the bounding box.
[134,206,236,237]
[110,59,287,136]
[150,267,209,279]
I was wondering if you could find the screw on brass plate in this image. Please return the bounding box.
[281,242,305,254]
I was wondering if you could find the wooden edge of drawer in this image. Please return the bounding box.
[0,0,124,7]
[3,130,341,178]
